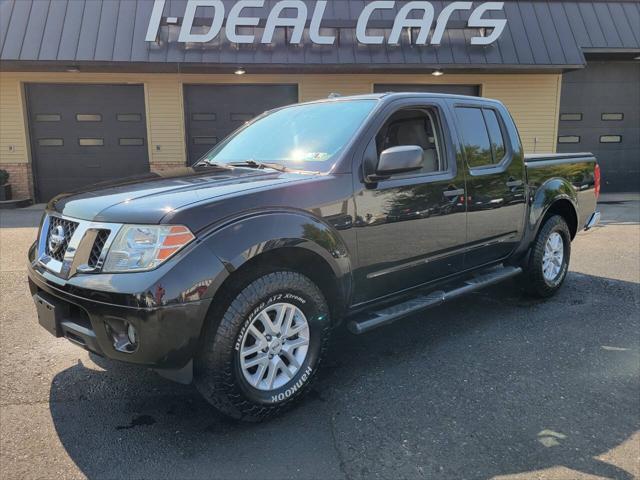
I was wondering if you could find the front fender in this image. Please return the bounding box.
[201,210,353,296]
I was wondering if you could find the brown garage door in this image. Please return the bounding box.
[184,84,298,164]
[374,84,480,96]
[26,84,149,202]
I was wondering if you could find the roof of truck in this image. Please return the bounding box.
[307,92,504,105]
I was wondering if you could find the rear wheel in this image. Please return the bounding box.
[522,215,571,298]
[194,271,331,422]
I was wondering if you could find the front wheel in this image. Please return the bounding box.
[194,271,331,422]
[522,215,572,298]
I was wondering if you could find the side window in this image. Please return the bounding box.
[483,109,506,163]
[456,106,506,168]
[375,108,445,175]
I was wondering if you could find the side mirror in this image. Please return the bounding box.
[366,145,423,182]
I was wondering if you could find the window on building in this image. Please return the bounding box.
[560,113,582,121]
[38,138,63,146]
[35,114,61,122]
[558,136,580,144]
[79,138,104,146]
[193,137,218,145]
[456,107,507,168]
[192,113,217,121]
[375,107,445,175]
[231,113,254,122]
[117,113,142,122]
[600,135,622,143]
[119,138,144,146]
[601,113,623,121]
[76,114,102,122]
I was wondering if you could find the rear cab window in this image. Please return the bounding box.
[455,106,507,169]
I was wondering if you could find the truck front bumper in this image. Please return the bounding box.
[27,245,214,371]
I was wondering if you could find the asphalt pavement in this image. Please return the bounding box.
[0,195,638,480]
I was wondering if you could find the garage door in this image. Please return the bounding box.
[184,84,298,164]
[558,61,639,192]
[374,84,480,96]
[26,84,149,201]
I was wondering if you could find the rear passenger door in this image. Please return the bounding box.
[453,102,526,268]
[352,99,467,304]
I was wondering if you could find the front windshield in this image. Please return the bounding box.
[198,99,377,172]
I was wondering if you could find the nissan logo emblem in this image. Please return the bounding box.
[48,225,66,254]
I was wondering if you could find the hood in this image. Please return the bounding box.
[50,166,310,224]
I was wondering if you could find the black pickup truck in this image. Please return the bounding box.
[28,93,600,421]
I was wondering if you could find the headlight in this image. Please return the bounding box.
[103,225,195,273]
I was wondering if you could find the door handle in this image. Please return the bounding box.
[506,179,523,188]
[443,188,465,198]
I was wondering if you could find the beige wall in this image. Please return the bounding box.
[0,73,30,164]
[0,71,561,197]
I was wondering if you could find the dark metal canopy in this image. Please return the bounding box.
[1,0,639,72]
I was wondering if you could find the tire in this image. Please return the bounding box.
[522,215,572,298]
[194,271,331,422]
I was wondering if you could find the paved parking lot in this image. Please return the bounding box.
[1,196,638,480]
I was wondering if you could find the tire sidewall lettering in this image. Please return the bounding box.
[234,300,266,352]
[270,365,313,403]
[232,287,327,405]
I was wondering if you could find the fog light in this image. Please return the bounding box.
[104,318,138,353]
[127,323,137,345]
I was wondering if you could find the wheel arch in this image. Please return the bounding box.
[529,178,579,240]
[200,211,352,328]
[541,198,578,239]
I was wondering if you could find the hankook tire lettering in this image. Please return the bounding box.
[271,366,313,402]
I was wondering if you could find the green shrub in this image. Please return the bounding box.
[0,169,9,185]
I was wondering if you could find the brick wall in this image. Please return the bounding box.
[0,163,32,200]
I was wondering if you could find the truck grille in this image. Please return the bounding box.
[45,217,79,261]
[88,229,111,268]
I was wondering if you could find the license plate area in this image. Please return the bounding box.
[33,292,68,337]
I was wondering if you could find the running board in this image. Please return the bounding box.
[347,265,522,335]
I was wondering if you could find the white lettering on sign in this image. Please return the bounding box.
[178,0,225,43]
[262,0,307,44]
[431,1,471,45]
[227,0,263,44]
[468,2,507,45]
[389,1,435,45]
[146,0,507,46]
[356,1,394,45]
[309,1,335,45]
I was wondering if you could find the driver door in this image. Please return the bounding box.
[352,99,467,305]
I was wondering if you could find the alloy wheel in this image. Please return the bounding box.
[542,231,564,282]
[239,303,310,391]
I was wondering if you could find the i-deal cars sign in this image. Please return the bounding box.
[146,0,507,46]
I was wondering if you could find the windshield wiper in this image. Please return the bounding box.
[196,159,233,169]
[228,160,288,172]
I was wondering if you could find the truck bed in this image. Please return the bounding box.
[524,151,598,231]
[525,152,596,164]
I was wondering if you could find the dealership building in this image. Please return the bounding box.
[0,0,638,202]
